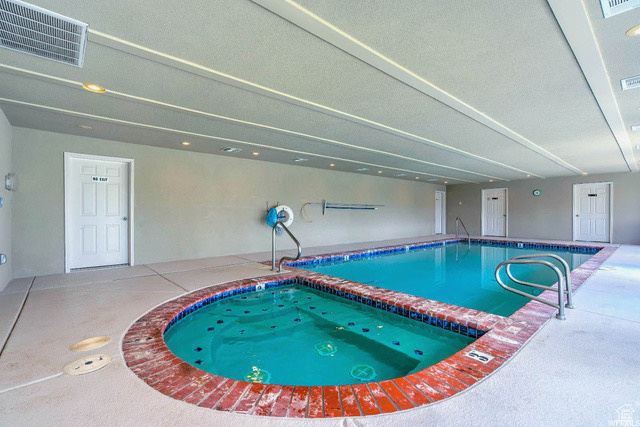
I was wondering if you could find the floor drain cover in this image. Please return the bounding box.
[350,365,376,382]
[70,336,111,352]
[64,354,111,375]
[314,341,338,356]
[245,366,270,383]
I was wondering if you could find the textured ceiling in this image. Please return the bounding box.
[0,0,637,184]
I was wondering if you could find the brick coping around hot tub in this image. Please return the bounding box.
[122,240,617,418]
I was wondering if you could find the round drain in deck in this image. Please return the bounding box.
[63,354,111,375]
[245,366,270,383]
[350,365,376,382]
[70,336,111,352]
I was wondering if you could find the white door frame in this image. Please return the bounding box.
[481,188,508,237]
[572,182,613,243]
[64,152,135,273]
[435,190,446,234]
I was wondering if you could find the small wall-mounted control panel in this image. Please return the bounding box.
[4,173,15,191]
[0,254,7,265]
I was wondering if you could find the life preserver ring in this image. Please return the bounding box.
[274,205,294,227]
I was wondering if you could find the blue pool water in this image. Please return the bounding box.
[302,244,593,317]
[164,284,473,386]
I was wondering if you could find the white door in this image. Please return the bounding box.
[435,191,446,234]
[66,156,130,270]
[573,183,610,242]
[482,189,507,237]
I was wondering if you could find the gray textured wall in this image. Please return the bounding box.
[446,172,640,244]
[11,127,444,278]
[0,109,11,290]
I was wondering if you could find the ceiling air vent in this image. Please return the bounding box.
[0,0,88,67]
[621,75,640,91]
[600,0,640,17]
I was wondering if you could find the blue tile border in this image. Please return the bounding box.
[164,278,296,332]
[287,239,461,267]
[286,238,600,268]
[469,238,600,254]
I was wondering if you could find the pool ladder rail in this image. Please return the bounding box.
[495,254,574,320]
[271,221,302,272]
[455,217,471,249]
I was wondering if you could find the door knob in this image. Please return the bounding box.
[123,217,128,221]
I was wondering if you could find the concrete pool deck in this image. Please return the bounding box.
[0,235,638,426]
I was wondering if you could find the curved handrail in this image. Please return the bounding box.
[495,259,567,320]
[507,254,573,309]
[271,221,302,273]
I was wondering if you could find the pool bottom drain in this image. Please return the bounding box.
[314,341,338,356]
[350,365,376,382]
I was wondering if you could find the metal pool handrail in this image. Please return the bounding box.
[495,258,570,320]
[271,221,302,272]
[455,217,471,248]
[507,253,574,309]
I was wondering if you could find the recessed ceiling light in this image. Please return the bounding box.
[356,167,369,171]
[77,124,92,130]
[415,177,420,180]
[82,83,105,93]
[293,158,308,162]
[444,181,448,184]
[394,173,407,177]
[377,170,383,174]
[527,174,531,177]
[489,179,494,182]
[252,152,260,156]
[181,141,191,146]
[626,24,640,36]
[582,172,588,175]
[329,163,335,167]
[220,147,242,153]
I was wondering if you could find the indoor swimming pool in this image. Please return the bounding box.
[123,239,614,418]
[300,242,594,317]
